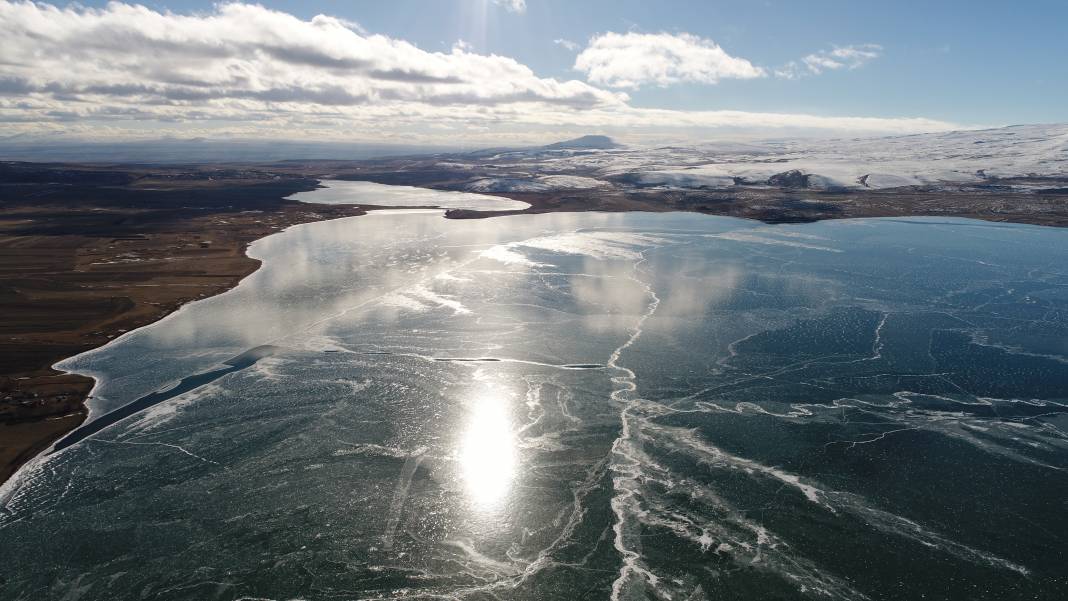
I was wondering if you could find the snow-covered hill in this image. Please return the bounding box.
[438,124,1068,193]
[633,124,1068,191]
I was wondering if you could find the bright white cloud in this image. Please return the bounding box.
[0,3,954,143]
[0,2,619,109]
[574,32,765,89]
[776,44,883,79]
[493,0,527,14]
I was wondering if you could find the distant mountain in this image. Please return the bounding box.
[542,135,621,150]
[457,135,622,160]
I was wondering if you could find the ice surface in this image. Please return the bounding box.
[288,179,530,210]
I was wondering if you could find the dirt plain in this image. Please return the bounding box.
[0,164,367,484]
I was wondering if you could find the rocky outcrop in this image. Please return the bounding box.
[767,169,809,188]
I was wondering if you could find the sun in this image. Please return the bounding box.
[459,394,517,508]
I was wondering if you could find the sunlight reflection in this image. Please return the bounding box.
[460,394,516,508]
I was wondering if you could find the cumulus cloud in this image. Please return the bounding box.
[493,0,527,14]
[776,44,883,79]
[554,38,580,51]
[0,2,619,109]
[574,32,765,89]
[0,3,952,142]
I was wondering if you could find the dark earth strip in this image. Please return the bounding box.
[51,345,280,453]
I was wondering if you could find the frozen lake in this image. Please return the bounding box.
[2,184,1067,600]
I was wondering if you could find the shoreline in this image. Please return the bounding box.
[0,176,368,487]
[433,185,1068,229]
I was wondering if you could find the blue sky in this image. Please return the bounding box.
[79,0,1068,125]
[2,0,1066,143]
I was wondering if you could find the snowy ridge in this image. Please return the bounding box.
[442,124,1068,193]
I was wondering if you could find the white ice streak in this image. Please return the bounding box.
[90,438,218,465]
[479,244,550,267]
[332,443,416,459]
[521,232,670,261]
[625,452,868,600]
[119,382,226,434]
[705,231,842,253]
[646,421,1032,577]
[379,283,471,315]
[603,252,665,600]
[383,447,428,550]
[480,231,669,269]
[665,426,832,509]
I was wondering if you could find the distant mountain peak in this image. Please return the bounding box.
[543,135,620,150]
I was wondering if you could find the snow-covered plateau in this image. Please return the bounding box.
[435,124,1068,193]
